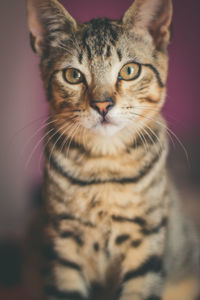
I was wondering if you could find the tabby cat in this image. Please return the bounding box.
[26,0,199,299]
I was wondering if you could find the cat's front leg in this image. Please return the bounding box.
[120,274,163,300]
[118,237,165,300]
[42,224,90,300]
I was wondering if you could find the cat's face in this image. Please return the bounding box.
[27,0,172,139]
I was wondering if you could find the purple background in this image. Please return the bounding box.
[0,0,200,236]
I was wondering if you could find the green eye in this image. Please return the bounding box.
[118,63,141,81]
[63,68,84,84]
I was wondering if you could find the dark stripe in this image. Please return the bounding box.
[43,244,82,271]
[131,239,142,248]
[93,242,99,252]
[60,231,84,246]
[45,285,86,300]
[123,256,163,283]
[143,97,159,104]
[117,49,122,61]
[112,215,146,226]
[56,86,72,99]
[60,100,71,108]
[51,194,64,203]
[50,28,64,33]
[78,53,83,64]
[115,234,130,245]
[47,69,59,101]
[57,257,82,271]
[110,27,118,42]
[45,147,161,186]
[146,203,163,215]
[82,31,91,60]
[145,296,161,300]
[144,64,164,87]
[82,29,92,60]
[141,217,167,235]
[86,45,92,60]
[106,45,111,57]
[57,213,76,221]
[55,213,95,228]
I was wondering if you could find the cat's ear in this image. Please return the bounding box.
[26,0,78,56]
[122,0,173,50]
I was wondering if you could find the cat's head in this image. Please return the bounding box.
[27,0,172,142]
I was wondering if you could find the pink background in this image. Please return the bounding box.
[0,0,200,236]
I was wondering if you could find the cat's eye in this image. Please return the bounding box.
[118,63,141,81]
[63,68,84,84]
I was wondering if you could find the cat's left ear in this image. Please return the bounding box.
[122,0,173,50]
[26,0,78,56]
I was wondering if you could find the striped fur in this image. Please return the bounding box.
[26,0,199,299]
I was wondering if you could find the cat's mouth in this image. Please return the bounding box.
[100,117,112,126]
[89,115,125,136]
[82,109,126,136]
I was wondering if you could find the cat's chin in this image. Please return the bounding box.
[89,122,125,137]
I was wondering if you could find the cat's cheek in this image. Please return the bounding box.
[107,107,130,127]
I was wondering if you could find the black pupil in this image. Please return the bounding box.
[127,66,134,76]
[73,70,80,79]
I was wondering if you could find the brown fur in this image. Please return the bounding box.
[25,0,199,299]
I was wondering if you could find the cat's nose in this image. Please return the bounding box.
[90,99,115,117]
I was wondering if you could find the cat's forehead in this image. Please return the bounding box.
[76,18,155,66]
[80,18,122,59]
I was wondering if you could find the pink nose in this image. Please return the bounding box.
[90,99,114,116]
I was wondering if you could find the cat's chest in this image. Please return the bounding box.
[55,182,162,229]
[46,165,165,223]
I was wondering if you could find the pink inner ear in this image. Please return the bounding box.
[28,9,45,39]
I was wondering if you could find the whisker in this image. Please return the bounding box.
[131,112,189,163]
[141,125,161,156]
[38,121,75,171]
[128,115,149,154]
[121,105,181,125]
[22,118,59,155]
[126,110,175,149]
[144,123,163,152]
[139,129,149,154]
[7,114,49,153]
[54,121,80,161]
[66,123,81,157]
[25,127,55,169]
[47,121,77,166]
[56,120,78,155]
[133,112,175,149]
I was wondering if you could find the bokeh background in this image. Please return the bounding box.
[0,0,200,298]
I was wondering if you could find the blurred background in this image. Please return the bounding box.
[0,0,200,298]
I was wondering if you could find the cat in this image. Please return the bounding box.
[26,0,199,299]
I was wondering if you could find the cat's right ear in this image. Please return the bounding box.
[26,0,78,56]
[122,0,173,51]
